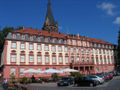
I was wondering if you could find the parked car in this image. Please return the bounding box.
[108,73,113,80]
[104,73,110,81]
[74,76,98,87]
[97,74,105,81]
[57,77,73,86]
[87,75,104,84]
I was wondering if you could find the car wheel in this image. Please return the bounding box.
[90,83,94,87]
[68,83,70,86]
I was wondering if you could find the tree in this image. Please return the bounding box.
[117,30,120,66]
[0,27,15,65]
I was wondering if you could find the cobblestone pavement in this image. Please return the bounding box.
[0,76,120,90]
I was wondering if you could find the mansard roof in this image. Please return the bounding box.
[11,28,113,45]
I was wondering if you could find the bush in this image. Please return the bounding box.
[70,72,83,77]
[10,73,16,84]
[21,76,28,84]
[51,73,59,82]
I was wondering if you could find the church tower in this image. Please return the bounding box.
[42,0,58,32]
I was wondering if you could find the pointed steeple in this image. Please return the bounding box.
[43,0,58,32]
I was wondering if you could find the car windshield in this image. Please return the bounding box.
[61,77,70,81]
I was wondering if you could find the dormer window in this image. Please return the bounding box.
[45,37,48,42]
[21,35,24,40]
[12,34,16,39]
[30,36,33,41]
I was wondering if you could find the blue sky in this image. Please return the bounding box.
[0,0,120,44]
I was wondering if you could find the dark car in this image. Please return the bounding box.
[74,76,98,87]
[57,77,73,86]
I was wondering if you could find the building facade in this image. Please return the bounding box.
[0,0,117,79]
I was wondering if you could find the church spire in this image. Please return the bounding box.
[43,0,58,32]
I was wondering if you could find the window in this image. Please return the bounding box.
[92,58,94,63]
[11,55,16,62]
[21,35,24,39]
[20,55,25,62]
[77,58,79,62]
[71,48,73,52]
[20,68,24,74]
[21,42,25,49]
[60,67,63,70]
[91,49,93,54]
[46,68,49,70]
[82,58,84,63]
[96,67,99,72]
[45,45,49,51]
[12,42,16,48]
[81,48,84,53]
[52,56,56,63]
[12,34,16,39]
[65,47,68,52]
[45,37,48,42]
[45,56,49,63]
[37,44,41,50]
[65,57,69,63]
[105,66,107,70]
[86,49,88,53]
[101,67,104,72]
[10,68,15,75]
[29,56,33,62]
[76,48,79,53]
[59,57,62,63]
[30,36,33,41]
[37,56,41,62]
[71,57,74,62]
[29,44,33,50]
[96,58,98,63]
[87,58,89,63]
[52,46,55,52]
[58,46,62,52]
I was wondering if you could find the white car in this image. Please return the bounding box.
[88,75,104,84]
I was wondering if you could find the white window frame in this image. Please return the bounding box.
[65,57,69,63]
[52,56,56,63]
[37,44,41,50]
[20,55,25,62]
[21,43,25,49]
[20,68,24,75]
[11,55,16,62]
[45,45,49,51]
[52,46,55,52]
[37,56,41,62]
[29,44,33,50]
[12,42,16,48]
[29,56,33,62]
[10,68,15,75]
[45,56,49,63]
[59,57,62,63]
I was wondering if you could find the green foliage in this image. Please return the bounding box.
[70,72,83,78]
[22,76,28,84]
[10,73,16,83]
[51,73,59,82]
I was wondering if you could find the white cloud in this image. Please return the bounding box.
[97,2,116,16]
[113,17,120,25]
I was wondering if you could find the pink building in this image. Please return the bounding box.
[0,0,116,79]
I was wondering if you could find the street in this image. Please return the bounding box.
[28,76,120,90]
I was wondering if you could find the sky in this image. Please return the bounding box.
[0,0,120,44]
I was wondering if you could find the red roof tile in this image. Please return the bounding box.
[12,28,113,45]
